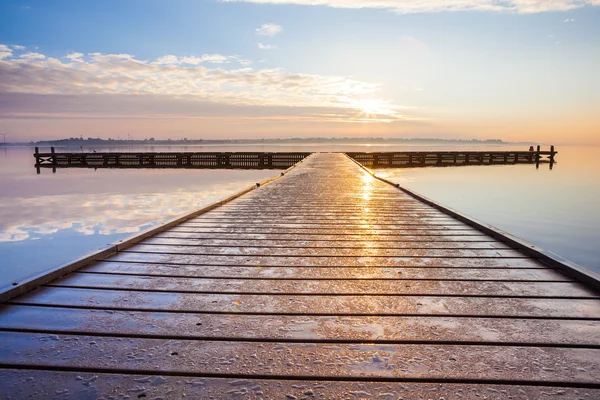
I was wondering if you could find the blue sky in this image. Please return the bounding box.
[1,0,599,143]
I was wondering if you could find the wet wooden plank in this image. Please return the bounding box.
[105,252,539,268]
[123,244,524,258]
[219,202,444,208]
[0,332,598,384]
[215,207,447,214]
[2,369,597,400]
[155,231,495,241]
[83,262,572,281]
[191,216,460,223]
[50,273,597,298]
[228,198,431,203]
[12,287,600,318]
[197,209,455,217]
[204,210,451,217]
[2,305,599,346]
[4,152,598,396]
[179,221,467,228]
[168,226,486,235]
[142,237,512,249]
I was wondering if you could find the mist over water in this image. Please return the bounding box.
[1,143,599,289]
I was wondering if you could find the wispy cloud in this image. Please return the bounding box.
[0,45,12,60]
[20,52,46,60]
[255,23,283,36]
[0,45,411,123]
[258,43,277,50]
[224,0,600,14]
[65,52,84,62]
[154,54,235,65]
[564,18,576,22]
[154,55,179,65]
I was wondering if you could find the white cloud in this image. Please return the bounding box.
[65,52,84,62]
[258,43,277,50]
[12,45,25,50]
[154,55,180,65]
[154,54,235,65]
[233,56,253,66]
[20,52,46,60]
[223,0,600,14]
[0,45,410,122]
[255,23,283,36]
[181,54,230,64]
[564,18,576,22]
[179,56,203,65]
[0,45,12,60]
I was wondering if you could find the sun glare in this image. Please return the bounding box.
[356,99,386,116]
[350,99,401,123]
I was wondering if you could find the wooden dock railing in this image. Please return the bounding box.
[347,146,557,168]
[34,148,311,173]
[34,147,557,173]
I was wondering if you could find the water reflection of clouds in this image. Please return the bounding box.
[0,182,266,242]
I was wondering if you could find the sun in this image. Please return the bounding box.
[348,98,400,123]
[356,99,385,116]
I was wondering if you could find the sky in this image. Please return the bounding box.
[0,0,599,144]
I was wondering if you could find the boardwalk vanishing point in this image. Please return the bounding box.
[1,152,599,398]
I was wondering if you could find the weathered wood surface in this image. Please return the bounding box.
[2,152,599,398]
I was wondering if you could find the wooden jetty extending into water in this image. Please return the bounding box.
[34,148,311,172]
[2,152,599,398]
[34,146,556,172]
[347,146,556,168]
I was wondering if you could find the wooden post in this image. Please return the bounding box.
[550,145,556,166]
[50,146,56,173]
[35,147,40,174]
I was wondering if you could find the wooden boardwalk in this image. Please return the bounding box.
[1,153,599,398]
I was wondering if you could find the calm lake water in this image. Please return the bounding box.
[1,143,599,290]
[378,145,600,274]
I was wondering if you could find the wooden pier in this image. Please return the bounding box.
[34,147,556,173]
[2,153,599,398]
[347,147,556,168]
[34,148,310,172]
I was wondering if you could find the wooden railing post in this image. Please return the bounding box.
[35,147,40,174]
[50,146,56,173]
